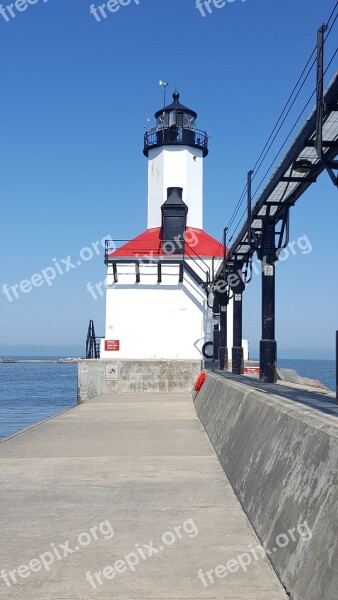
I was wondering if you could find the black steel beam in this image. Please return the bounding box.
[113,262,118,283]
[213,293,220,368]
[280,176,317,183]
[179,263,184,283]
[213,329,220,364]
[306,140,338,148]
[219,295,228,371]
[232,292,244,374]
[260,263,277,383]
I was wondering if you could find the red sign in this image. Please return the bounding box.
[105,340,120,351]
[244,366,260,376]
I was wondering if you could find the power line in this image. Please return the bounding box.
[252,41,338,201]
[325,46,338,73]
[229,206,247,244]
[252,90,316,201]
[226,1,338,243]
[226,44,318,237]
[227,184,247,231]
[229,41,338,245]
[326,0,338,27]
[251,51,317,178]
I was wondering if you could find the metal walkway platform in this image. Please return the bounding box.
[0,392,287,599]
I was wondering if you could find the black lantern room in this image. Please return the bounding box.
[144,92,208,157]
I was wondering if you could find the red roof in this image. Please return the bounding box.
[110,228,224,258]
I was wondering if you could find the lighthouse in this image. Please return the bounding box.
[146,91,206,230]
[100,91,241,361]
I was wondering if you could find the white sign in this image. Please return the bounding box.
[106,365,119,381]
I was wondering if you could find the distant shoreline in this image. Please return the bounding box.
[0,359,80,364]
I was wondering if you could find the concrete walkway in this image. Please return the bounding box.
[0,392,288,599]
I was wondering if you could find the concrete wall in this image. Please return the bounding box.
[194,372,338,600]
[78,359,202,403]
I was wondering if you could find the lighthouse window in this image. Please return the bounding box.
[169,111,177,127]
[175,113,184,127]
[156,112,195,130]
[183,114,195,129]
[157,113,169,128]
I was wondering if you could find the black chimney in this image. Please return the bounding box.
[161,188,188,255]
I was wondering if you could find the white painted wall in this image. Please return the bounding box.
[101,261,211,360]
[147,146,203,229]
[101,258,248,361]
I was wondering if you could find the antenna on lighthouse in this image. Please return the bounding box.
[159,80,168,114]
[145,107,150,131]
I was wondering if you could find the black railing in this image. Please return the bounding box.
[144,127,208,157]
[86,320,102,359]
[184,240,211,285]
[104,239,212,290]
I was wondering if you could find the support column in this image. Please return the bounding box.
[232,290,244,375]
[260,263,277,383]
[219,292,228,371]
[213,294,220,370]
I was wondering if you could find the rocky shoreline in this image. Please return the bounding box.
[0,358,81,364]
[276,367,332,393]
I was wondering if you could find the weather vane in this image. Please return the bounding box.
[159,80,168,112]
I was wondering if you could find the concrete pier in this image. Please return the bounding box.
[195,371,338,600]
[0,392,287,599]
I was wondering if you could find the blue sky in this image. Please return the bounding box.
[0,0,337,358]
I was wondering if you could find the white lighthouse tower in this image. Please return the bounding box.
[147,91,205,230]
[100,91,238,361]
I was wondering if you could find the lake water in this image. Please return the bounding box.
[0,361,77,440]
[277,359,335,392]
[0,358,335,440]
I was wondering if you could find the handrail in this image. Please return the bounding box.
[104,238,217,286]
[105,239,211,270]
[144,126,208,157]
[86,320,102,359]
[184,242,211,283]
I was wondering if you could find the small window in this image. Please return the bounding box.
[169,111,177,127]
[157,113,169,127]
[183,114,195,129]
[176,113,183,127]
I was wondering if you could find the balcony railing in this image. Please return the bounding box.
[104,239,212,289]
[144,127,209,157]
